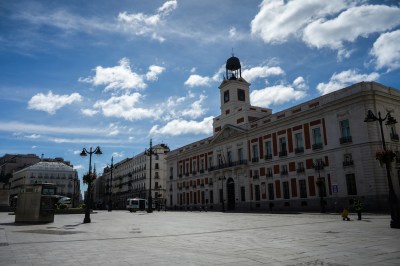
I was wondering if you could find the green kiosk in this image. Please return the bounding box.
[15,183,58,223]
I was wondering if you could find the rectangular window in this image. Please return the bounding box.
[281,165,288,176]
[265,141,272,159]
[169,167,173,178]
[297,162,305,173]
[255,185,261,201]
[252,144,259,162]
[238,148,244,162]
[192,161,196,173]
[185,162,189,175]
[227,151,232,164]
[241,186,245,201]
[200,159,205,172]
[299,180,307,198]
[217,154,223,167]
[219,189,223,203]
[237,89,245,101]
[208,157,213,168]
[346,174,357,195]
[312,128,322,150]
[266,167,273,177]
[340,119,351,137]
[268,183,274,200]
[279,137,287,156]
[209,190,214,204]
[283,181,290,199]
[294,133,304,153]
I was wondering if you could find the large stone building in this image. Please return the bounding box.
[97,143,170,210]
[0,154,41,188]
[166,55,400,212]
[9,160,80,207]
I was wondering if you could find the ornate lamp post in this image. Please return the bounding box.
[80,146,102,223]
[108,157,114,212]
[313,160,326,213]
[144,139,155,213]
[219,176,226,212]
[364,110,400,228]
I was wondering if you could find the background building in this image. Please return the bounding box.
[166,55,400,212]
[96,143,170,210]
[9,160,80,208]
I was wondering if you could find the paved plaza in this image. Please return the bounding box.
[0,210,399,265]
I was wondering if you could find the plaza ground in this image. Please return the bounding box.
[0,210,399,265]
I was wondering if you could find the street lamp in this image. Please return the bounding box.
[364,110,400,228]
[108,156,114,212]
[80,146,102,223]
[219,176,226,212]
[144,139,155,213]
[313,159,326,213]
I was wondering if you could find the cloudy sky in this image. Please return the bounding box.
[1,0,400,186]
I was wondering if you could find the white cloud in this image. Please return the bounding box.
[112,152,124,158]
[79,58,147,92]
[293,76,308,90]
[25,134,41,139]
[181,95,207,119]
[81,108,98,117]
[251,0,350,44]
[371,30,400,71]
[93,93,162,121]
[316,69,380,95]
[250,84,308,108]
[118,0,177,42]
[229,27,237,39]
[184,74,212,87]
[150,116,214,136]
[146,65,165,81]
[73,164,84,170]
[0,121,115,135]
[28,91,82,114]
[303,5,400,50]
[242,66,285,83]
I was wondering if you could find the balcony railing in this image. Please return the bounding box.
[312,143,323,150]
[251,157,259,163]
[199,169,205,174]
[343,160,354,167]
[266,172,273,178]
[253,175,259,179]
[208,160,248,172]
[391,133,399,141]
[279,150,288,157]
[294,147,304,154]
[340,136,352,144]
[264,154,272,160]
[280,170,288,176]
[296,168,305,173]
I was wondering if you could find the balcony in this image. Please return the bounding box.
[251,157,259,163]
[279,150,288,157]
[169,175,173,180]
[253,175,259,180]
[312,143,323,150]
[178,174,182,178]
[199,169,205,174]
[185,172,189,177]
[192,171,197,175]
[294,147,304,154]
[296,168,305,173]
[343,160,354,167]
[208,160,248,172]
[264,154,272,160]
[266,172,273,178]
[280,170,288,176]
[391,133,399,141]
[340,136,352,144]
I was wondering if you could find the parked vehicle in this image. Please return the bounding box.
[126,198,147,212]
[57,197,72,208]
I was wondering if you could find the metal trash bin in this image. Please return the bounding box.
[15,183,58,223]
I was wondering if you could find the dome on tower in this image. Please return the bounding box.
[225,55,241,80]
[226,56,241,71]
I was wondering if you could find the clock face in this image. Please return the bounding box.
[224,90,230,103]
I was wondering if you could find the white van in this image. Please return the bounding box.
[126,198,147,212]
[58,197,72,208]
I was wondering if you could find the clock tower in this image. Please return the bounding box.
[213,55,272,135]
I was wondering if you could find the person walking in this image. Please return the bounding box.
[353,199,363,220]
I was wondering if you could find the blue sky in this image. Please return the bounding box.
[1,0,400,189]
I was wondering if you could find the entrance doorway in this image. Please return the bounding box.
[227,178,235,210]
